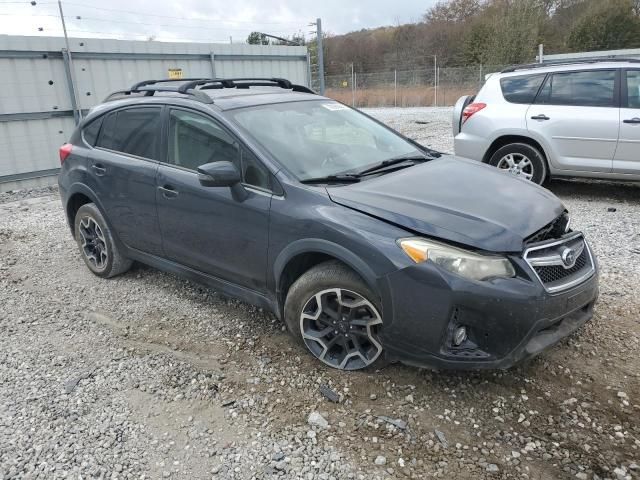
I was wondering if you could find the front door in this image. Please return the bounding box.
[156,108,273,292]
[526,69,619,173]
[614,69,640,175]
[88,106,163,255]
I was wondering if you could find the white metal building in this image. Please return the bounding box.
[0,35,309,192]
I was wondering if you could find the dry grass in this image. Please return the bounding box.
[325,85,476,107]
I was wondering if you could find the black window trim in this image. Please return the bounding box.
[622,68,640,109]
[164,106,278,195]
[532,68,621,108]
[94,105,164,162]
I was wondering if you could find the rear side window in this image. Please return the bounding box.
[96,107,161,159]
[536,70,616,107]
[82,116,103,146]
[500,74,546,104]
[626,70,640,108]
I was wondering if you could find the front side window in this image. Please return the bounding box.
[500,74,546,104]
[96,107,161,159]
[536,70,616,107]
[626,70,640,109]
[227,101,421,181]
[168,109,239,171]
[168,109,271,190]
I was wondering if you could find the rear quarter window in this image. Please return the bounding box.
[82,116,103,147]
[500,74,546,104]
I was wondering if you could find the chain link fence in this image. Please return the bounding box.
[317,65,506,107]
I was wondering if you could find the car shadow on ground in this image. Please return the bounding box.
[545,178,640,202]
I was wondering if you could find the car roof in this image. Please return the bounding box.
[202,88,326,110]
[85,88,332,121]
[498,59,640,77]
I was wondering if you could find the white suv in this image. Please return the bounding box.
[453,60,640,184]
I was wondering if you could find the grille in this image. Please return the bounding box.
[524,234,595,293]
[534,247,588,284]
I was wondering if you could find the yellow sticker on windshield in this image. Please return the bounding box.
[322,103,349,111]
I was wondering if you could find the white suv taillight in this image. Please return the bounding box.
[462,102,487,124]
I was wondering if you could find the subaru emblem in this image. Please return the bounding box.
[561,247,576,268]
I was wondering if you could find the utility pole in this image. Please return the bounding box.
[58,0,81,123]
[315,18,325,95]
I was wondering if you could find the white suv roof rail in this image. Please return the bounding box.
[501,57,640,73]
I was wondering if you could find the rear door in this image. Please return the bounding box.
[526,69,619,173]
[89,106,163,255]
[155,107,273,292]
[613,69,640,175]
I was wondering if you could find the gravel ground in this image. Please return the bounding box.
[1,107,639,480]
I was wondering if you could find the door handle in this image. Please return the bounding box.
[531,114,550,121]
[158,185,179,198]
[623,117,640,124]
[92,164,106,176]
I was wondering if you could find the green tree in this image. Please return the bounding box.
[246,31,269,45]
[568,0,640,51]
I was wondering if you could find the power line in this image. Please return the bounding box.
[62,2,302,26]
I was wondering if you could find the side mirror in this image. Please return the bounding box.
[197,161,241,187]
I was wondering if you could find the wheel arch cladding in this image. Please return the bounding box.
[65,184,109,238]
[273,239,381,316]
[483,135,547,164]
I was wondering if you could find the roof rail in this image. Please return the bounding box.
[501,57,640,73]
[104,76,315,103]
[103,78,214,103]
[177,77,315,94]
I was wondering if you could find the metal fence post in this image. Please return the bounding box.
[354,71,357,107]
[210,52,216,78]
[306,51,312,88]
[394,69,397,107]
[351,63,355,107]
[61,48,80,125]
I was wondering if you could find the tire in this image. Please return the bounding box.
[284,261,384,371]
[488,142,547,185]
[74,203,132,278]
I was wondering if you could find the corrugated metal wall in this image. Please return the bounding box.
[0,35,309,192]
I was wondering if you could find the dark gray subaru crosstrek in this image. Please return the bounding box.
[58,77,599,371]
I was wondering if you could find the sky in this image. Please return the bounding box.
[0,0,435,44]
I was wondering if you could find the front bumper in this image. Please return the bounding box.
[378,257,599,370]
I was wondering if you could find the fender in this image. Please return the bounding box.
[64,182,128,252]
[272,238,382,300]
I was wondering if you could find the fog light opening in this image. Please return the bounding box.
[453,326,467,347]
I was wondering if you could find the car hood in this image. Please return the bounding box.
[327,156,565,252]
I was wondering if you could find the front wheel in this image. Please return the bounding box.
[284,261,384,371]
[488,142,547,185]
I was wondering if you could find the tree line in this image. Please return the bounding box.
[248,0,640,75]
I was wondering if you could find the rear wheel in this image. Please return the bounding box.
[488,142,547,185]
[284,261,384,371]
[74,203,132,278]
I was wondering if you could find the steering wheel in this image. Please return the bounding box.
[321,146,352,169]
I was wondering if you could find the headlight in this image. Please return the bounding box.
[398,238,516,281]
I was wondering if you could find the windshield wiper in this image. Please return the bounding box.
[300,174,361,184]
[353,153,430,176]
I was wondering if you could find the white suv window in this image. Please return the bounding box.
[627,70,640,109]
[536,70,616,107]
[499,74,546,104]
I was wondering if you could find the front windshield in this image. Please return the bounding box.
[227,100,421,181]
